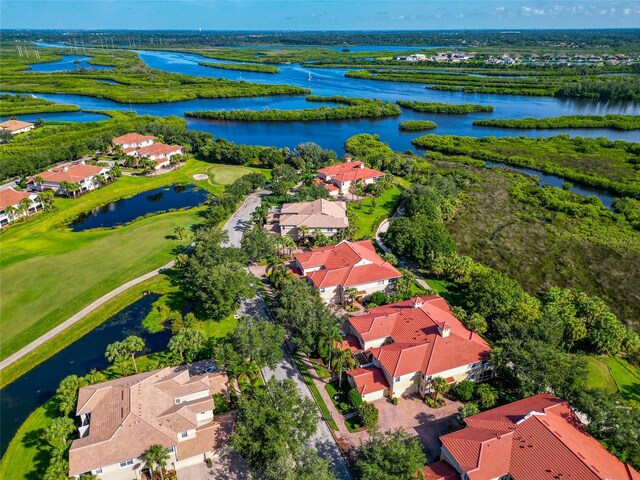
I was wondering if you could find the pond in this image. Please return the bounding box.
[0,294,170,456]
[29,54,114,72]
[69,184,208,231]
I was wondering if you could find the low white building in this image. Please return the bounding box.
[0,188,43,228]
[111,132,156,149]
[0,119,34,135]
[136,142,183,169]
[345,296,493,402]
[317,160,385,195]
[27,162,111,196]
[293,240,401,304]
[68,366,232,480]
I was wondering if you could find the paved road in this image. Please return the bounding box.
[0,191,266,371]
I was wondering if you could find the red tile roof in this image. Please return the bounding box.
[337,335,361,352]
[423,460,461,480]
[317,161,385,183]
[348,296,490,378]
[294,240,401,289]
[136,142,182,159]
[111,132,156,146]
[349,366,390,396]
[0,119,34,132]
[440,393,640,480]
[0,188,31,210]
[29,163,106,185]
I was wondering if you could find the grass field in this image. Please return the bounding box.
[350,182,404,240]
[0,160,268,362]
[601,356,640,404]
[585,356,618,394]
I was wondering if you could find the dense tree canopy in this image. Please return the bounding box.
[355,428,426,480]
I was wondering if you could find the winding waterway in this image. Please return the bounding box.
[0,294,169,456]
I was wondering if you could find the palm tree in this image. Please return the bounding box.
[297,224,310,243]
[265,256,281,277]
[33,175,44,189]
[17,197,32,220]
[318,325,342,367]
[144,444,170,480]
[174,225,187,241]
[4,205,17,221]
[92,175,106,188]
[344,287,359,307]
[268,262,289,289]
[36,190,54,211]
[429,376,450,401]
[331,348,356,389]
[123,336,145,373]
[254,205,269,226]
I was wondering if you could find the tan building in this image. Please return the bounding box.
[0,119,34,135]
[293,240,401,304]
[68,366,233,480]
[345,296,492,402]
[268,199,349,240]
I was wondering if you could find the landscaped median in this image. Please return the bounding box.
[292,351,339,431]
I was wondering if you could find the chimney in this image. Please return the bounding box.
[80,160,86,165]
[438,322,451,338]
[345,156,352,163]
[411,297,423,309]
[63,167,69,172]
[359,163,364,169]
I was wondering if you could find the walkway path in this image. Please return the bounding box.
[0,191,266,371]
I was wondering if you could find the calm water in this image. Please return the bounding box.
[0,110,108,123]
[69,184,208,231]
[0,294,170,457]
[29,55,113,72]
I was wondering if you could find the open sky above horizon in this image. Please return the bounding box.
[1,0,639,30]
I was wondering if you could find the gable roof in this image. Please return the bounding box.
[111,132,156,146]
[317,161,385,183]
[348,296,490,378]
[136,142,182,159]
[0,188,32,210]
[69,367,229,475]
[0,119,33,132]
[440,393,640,480]
[294,240,401,289]
[423,460,461,480]
[279,199,348,229]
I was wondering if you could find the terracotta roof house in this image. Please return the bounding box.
[423,460,461,480]
[136,142,183,168]
[345,296,492,401]
[111,132,156,149]
[317,159,385,195]
[433,393,640,480]
[293,240,402,304]
[0,188,43,228]
[68,366,233,479]
[268,199,349,240]
[0,119,34,135]
[27,161,111,196]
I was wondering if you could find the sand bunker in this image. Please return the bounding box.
[192,173,209,181]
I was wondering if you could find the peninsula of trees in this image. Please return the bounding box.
[198,62,280,74]
[473,114,640,130]
[399,120,437,131]
[397,100,494,114]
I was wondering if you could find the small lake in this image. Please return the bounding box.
[29,55,114,73]
[69,184,208,231]
[0,294,170,457]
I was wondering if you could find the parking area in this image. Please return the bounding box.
[176,451,247,480]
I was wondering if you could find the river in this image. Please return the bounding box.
[0,294,170,457]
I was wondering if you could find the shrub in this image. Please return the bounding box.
[358,402,379,428]
[475,383,499,409]
[453,380,475,402]
[424,395,446,408]
[458,402,480,421]
[348,389,363,408]
[339,402,349,413]
[213,393,232,414]
[391,397,398,405]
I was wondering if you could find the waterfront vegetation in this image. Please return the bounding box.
[0,160,268,362]
[411,134,640,199]
[399,120,437,131]
[198,61,280,73]
[185,95,401,122]
[0,47,308,105]
[397,100,494,114]
[473,114,640,130]
[0,93,80,116]
[347,70,640,100]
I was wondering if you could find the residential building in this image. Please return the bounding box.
[0,188,43,228]
[293,240,401,304]
[268,199,349,240]
[111,132,156,149]
[136,142,183,168]
[425,393,640,480]
[0,119,34,135]
[68,366,233,480]
[317,160,385,195]
[27,161,111,196]
[345,296,492,402]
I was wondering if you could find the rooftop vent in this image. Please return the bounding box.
[411,297,423,309]
[438,322,450,338]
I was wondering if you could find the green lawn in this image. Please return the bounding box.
[0,160,265,361]
[585,356,618,394]
[350,182,404,240]
[206,164,269,187]
[601,356,640,404]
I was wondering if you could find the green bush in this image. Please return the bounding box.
[424,395,446,408]
[213,393,232,414]
[348,389,363,408]
[453,380,475,402]
[391,397,398,405]
[357,402,379,428]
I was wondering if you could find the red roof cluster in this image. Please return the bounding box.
[136,143,182,159]
[440,393,640,480]
[317,161,385,183]
[348,296,490,378]
[349,366,390,396]
[111,132,156,146]
[29,163,106,185]
[294,240,401,289]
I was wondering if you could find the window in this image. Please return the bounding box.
[169,446,177,454]
[320,288,325,293]
[93,468,103,474]
[395,377,401,383]
[119,459,134,468]
[377,280,385,285]
[326,228,333,232]
[180,431,189,439]
[174,398,181,404]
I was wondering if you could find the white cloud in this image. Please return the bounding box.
[521,6,546,15]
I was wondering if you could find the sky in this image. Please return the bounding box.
[1,0,639,30]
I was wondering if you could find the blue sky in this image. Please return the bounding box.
[2,0,639,30]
